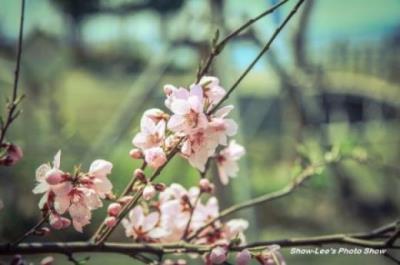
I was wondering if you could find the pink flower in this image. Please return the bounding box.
[167,85,208,134]
[143,108,168,123]
[122,205,168,242]
[33,151,72,210]
[207,105,238,145]
[257,245,286,265]
[143,184,156,200]
[209,246,228,264]
[144,147,167,168]
[133,116,166,150]
[198,76,226,109]
[0,143,23,166]
[236,249,251,265]
[181,129,219,171]
[224,219,249,241]
[88,159,113,198]
[216,140,245,185]
[49,214,70,230]
[33,152,114,233]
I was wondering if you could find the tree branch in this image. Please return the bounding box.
[0,0,25,145]
[208,0,306,114]
[1,221,398,256]
[196,0,289,82]
[188,160,325,241]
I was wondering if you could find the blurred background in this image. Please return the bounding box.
[0,0,399,264]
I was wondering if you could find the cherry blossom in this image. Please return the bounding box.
[216,140,245,185]
[33,151,114,232]
[144,147,167,168]
[198,76,226,109]
[133,116,166,150]
[166,84,208,134]
[122,205,168,242]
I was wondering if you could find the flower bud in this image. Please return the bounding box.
[163,84,175,96]
[107,203,122,217]
[33,227,51,236]
[154,183,166,192]
[118,195,133,205]
[134,168,147,183]
[129,148,143,159]
[0,143,23,166]
[105,216,117,228]
[209,246,228,264]
[40,256,54,265]
[143,184,156,200]
[236,249,251,265]
[199,178,214,193]
[49,214,64,230]
[45,169,64,185]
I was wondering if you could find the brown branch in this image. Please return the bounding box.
[0,0,25,145]
[1,221,399,257]
[208,0,306,115]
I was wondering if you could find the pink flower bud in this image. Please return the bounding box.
[107,203,122,217]
[154,183,166,192]
[40,256,54,265]
[49,214,66,230]
[45,169,64,185]
[118,195,133,205]
[163,85,174,96]
[209,246,228,264]
[134,168,147,183]
[0,143,23,166]
[105,216,117,228]
[143,184,156,200]
[236,249,251,265]
[199,178,214,193]
[129,148,143,159]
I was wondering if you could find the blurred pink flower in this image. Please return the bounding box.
[216,140,245,185]
[122,205,168,242]
[144,147,167,168]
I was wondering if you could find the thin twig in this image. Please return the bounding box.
[208,0,306,115]
[196,0,289,82]
[11,214,48,246]
[0,0,25,145]
[187,161,324,241]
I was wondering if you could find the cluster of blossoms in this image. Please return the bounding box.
[122,181,248,244]
[130,76,245,185]
[33,151,113,232]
